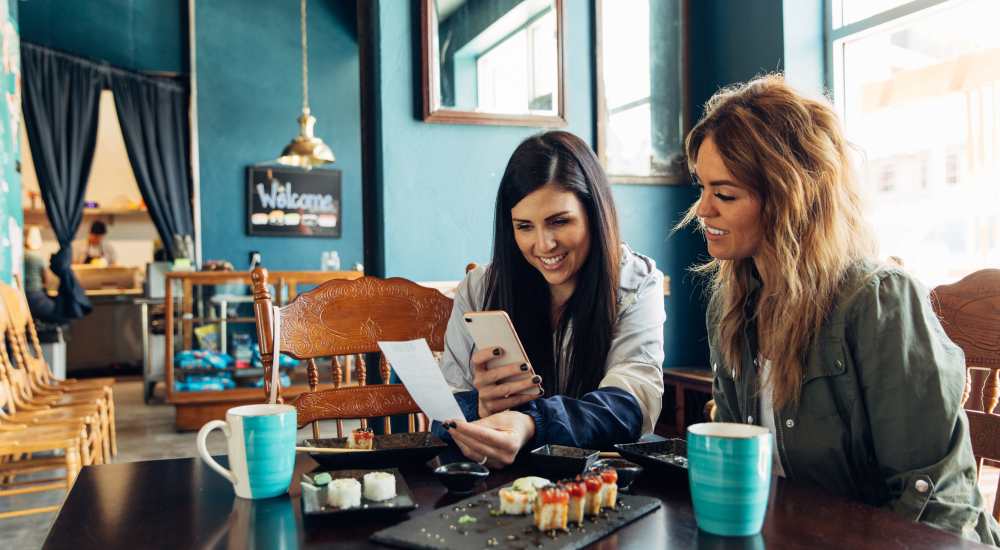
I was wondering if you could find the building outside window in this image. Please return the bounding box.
[829,0,1000,287]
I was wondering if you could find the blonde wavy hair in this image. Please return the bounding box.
[680,74,875,409]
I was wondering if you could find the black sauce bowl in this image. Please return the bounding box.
[590,458,644,491]
[530,444,599,479]
[432,462,490,495]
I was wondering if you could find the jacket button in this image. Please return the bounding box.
[747,416,754,423]
[785,419,795,428]
[915,479,930,493]
[835,360,843,368]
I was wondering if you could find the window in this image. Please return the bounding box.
[475,9,556,114]
[830,0,1000,287]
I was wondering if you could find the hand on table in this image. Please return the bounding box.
[471,347,543,419]
[444,410,536,469]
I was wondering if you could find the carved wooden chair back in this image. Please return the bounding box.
[251,268,453,439]
[932,268,1000,520]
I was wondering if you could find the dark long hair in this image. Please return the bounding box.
[484,131,621,398]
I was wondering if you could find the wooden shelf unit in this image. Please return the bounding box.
[164,270,364,430]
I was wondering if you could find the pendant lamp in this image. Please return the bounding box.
[277,0,334,168]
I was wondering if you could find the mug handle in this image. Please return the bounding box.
[197,420,236,485]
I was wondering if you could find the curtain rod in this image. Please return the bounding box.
[22,42,187,93]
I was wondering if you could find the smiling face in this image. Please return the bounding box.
[510,183,591,303]
[693,136,764,262]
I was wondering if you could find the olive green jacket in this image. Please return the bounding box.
[709,261,1000,545]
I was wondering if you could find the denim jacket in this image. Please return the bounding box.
[709,260,1000,545]
[438,243,666,448]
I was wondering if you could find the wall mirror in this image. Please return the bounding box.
[420,0,566,126]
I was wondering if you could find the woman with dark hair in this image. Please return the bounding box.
[437,131,665,468]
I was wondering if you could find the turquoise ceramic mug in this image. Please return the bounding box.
[197,404,297,499]
[687,422,772,536]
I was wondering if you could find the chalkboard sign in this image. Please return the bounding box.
[246,166,341,238]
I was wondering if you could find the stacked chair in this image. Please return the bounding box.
[0,280,117,519]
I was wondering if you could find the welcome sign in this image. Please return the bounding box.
[246,166,341,238]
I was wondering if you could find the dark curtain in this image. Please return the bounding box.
[110,73,193,260]
[21,43,100,320]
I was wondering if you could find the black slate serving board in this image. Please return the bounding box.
[301,468,417,517]
[370,487,661,550]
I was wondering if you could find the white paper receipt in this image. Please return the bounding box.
[376,339,466,423]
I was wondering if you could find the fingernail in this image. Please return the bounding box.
[492,348,501,356]
[538,387,545,395]
[531,375,541,384]
[520,364,528,371]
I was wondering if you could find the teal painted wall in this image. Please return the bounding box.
[195,0,364,271]
[19,0,183,73]
[0,0,20,285]
[375,1,593,282]
[374,2,711,367]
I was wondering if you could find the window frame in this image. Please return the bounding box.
[594,0,690,185]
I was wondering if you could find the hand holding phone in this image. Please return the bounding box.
[463,311,544,417]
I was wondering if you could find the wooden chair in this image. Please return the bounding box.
[932,268,1000,521]
[0,378,92,519]
[0,285,114,463]
[0,296,104,465]
[251,268,453,439]
[0,279,118,418]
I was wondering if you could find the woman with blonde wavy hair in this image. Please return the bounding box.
[682,74,998,544]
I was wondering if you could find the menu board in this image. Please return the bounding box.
[246,166,341,238]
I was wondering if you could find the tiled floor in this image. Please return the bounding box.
[2,380,998,548]
[1,379,357,549]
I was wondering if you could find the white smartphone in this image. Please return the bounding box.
[462,310,537,395]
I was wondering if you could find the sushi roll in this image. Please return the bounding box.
[499,476,551,515]
[348,427,374,449]
[499,486,534,515]
[534,486,569,532]
[559,479,586,524]
[327,478,361,509]
[598,467,618,508]
[582,473,603,516]
[362,471,396,501]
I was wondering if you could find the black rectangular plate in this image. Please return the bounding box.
[301,468,416,516]
[614,439,688,476]
[303,432,448,469]
[370,487,660,549]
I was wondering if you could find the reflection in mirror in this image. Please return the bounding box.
[423,0,565,125]
[596,0,687,183]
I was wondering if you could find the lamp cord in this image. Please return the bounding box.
[301,0,309,112]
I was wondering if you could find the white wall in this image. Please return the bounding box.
[21,90,157,268]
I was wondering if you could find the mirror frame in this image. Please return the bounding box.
[420,0,567,127]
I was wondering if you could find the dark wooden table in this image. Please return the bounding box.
[42,454,988,549]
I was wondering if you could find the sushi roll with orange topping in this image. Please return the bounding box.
[582,473,603,516]
[559,479,586,524]
[597,467,618,508]
[347,427,374,449]
[533,486,569,532]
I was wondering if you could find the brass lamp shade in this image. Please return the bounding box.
[277,109,334,168]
